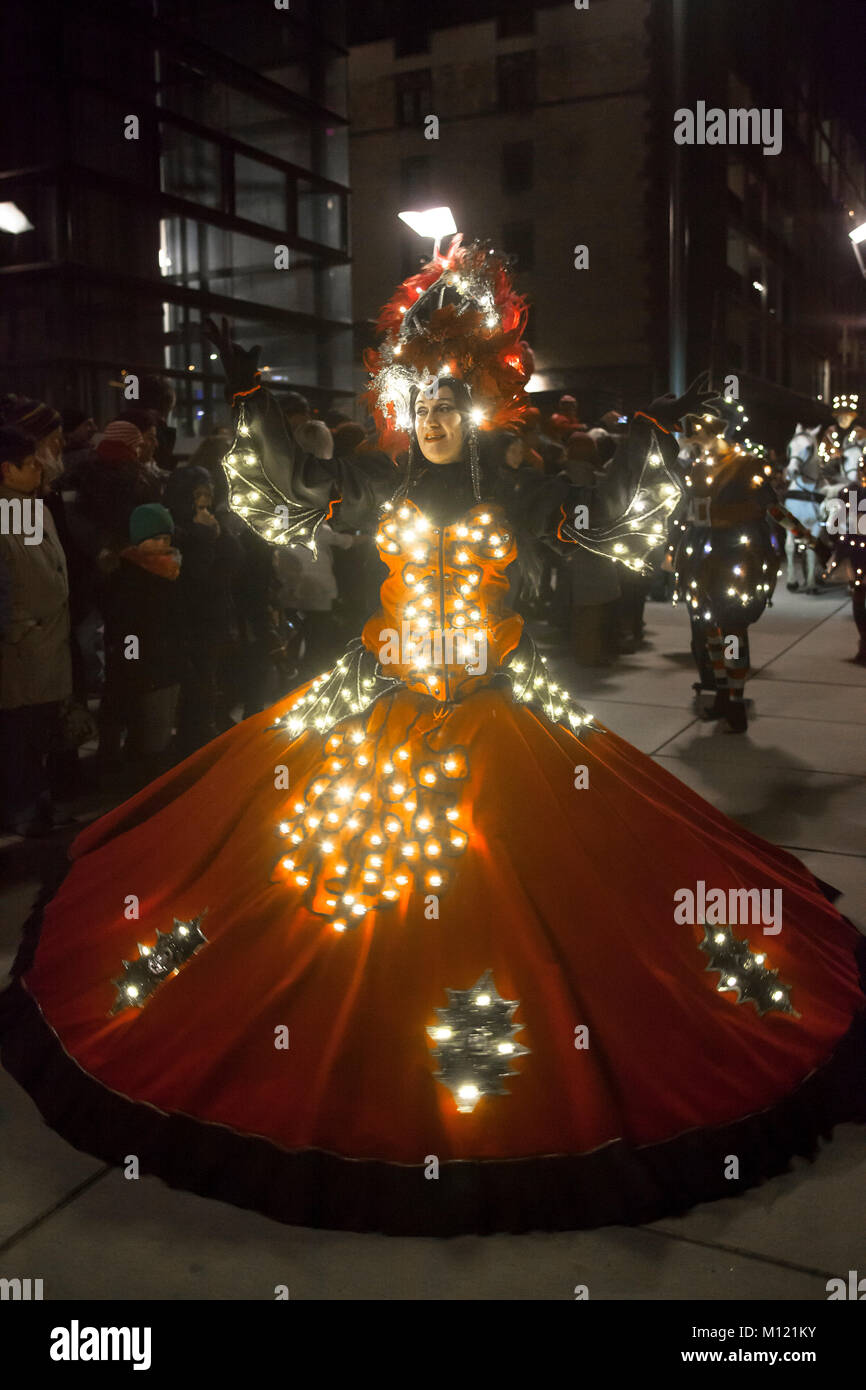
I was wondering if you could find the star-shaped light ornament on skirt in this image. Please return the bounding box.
[698,923,797,1017]
[111,915,208,1015]
[427,970,529,1112]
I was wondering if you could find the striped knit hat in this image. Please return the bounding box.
[0,394,62,442]
[96,419,143,463]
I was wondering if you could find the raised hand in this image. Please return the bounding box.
[202,316,262,398]
[648,372,724,431]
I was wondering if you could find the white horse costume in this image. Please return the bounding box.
[783,424,825,590]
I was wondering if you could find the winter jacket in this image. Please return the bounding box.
[101,548,183,694]
[0,484,72,709]
[165,468,243,640]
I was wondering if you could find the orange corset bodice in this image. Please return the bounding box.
[361,499,524,701]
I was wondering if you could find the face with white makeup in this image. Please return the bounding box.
[413,382,468,465]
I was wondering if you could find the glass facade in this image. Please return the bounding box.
[0,0,352,434]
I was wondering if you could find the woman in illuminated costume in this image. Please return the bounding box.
[674,415,822,732]
[1,243,863,1235]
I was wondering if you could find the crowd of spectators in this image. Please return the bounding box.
[0,380,735,837]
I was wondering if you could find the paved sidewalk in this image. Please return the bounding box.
[1,585,863,1300]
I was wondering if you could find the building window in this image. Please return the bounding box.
[395,22,430,57]
[502,141,534,194]
[726,161,744,202]
[502,219,534,270]
[496,12,536,38]
[395,69,432,128]
[496,52,537,112]
[400,154,431,203]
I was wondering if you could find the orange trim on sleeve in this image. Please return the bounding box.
[557,503,576,543]
[232,381,263,401]
[633,411,672,434]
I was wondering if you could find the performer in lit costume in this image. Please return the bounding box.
[1,243,863,1235]
[674,415,822,732]
[820,393,865,497]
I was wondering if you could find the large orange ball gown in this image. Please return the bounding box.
[1,408,864,1236]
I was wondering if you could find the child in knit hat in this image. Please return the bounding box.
[95,420,144,464]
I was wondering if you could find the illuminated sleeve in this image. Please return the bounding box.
[224,386,395,553]
[554,412,684,573]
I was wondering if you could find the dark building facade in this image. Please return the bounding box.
[349,0,866,440]
[0,0,352,437]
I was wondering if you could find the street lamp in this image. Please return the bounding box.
[398,206,457,260]
[0,202,34,234]
[849,220,866,278]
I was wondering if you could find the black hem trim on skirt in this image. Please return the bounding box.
[1,863,864,1237]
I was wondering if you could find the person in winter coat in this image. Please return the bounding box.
[70,420,163,560]
[0,551,11,639]
[61,408,97,475]
[163,466,242,755]
[139,376,178,473]
[183,440,291,717]
[0,426,72,835]
[561,437,622,665]
[98,503,183,780]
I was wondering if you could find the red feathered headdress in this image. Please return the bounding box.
[363,237,533,453]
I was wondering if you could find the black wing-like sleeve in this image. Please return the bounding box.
[225,387,396,552]
[551,412,684,572]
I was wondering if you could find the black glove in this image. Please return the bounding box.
[202,316,262,400]
[813,536,833,569]
[647,373,724,432]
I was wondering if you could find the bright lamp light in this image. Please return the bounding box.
[398,207,457,241]
[0,202,34,235]
[849,221,866,246]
